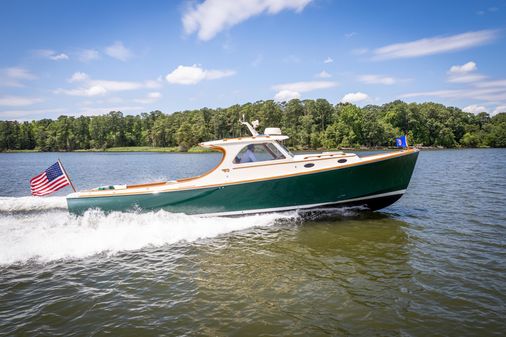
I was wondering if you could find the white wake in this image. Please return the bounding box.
[0,197,297,265]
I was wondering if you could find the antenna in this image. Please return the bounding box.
[239,116,259,136]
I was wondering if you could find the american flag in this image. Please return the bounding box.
[30,161,71,196]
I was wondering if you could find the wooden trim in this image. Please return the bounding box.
[127,181,167,189]
[73,149,417,198]
[175,146,226,182]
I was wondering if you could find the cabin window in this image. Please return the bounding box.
[234,143,286,164]
[276,141,294,157]
[338,158,347,163]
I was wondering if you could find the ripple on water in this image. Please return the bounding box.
[1,149,506,336]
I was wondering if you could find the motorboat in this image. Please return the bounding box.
[66,121,419,215]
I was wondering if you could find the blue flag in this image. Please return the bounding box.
[395,135,408,148]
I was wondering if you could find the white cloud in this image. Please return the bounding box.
[0,108,65,119]
[51,53,69,60]
[165,64,235,85]
[273,80,337,92]
[134,92,162,104]
[373,30,498,60]
[206,69,236,80]
[449,61,477,74]
[145,78,163,89]
[0,95,43,106]
[401,87,506,102]
[78,49,100,62]
[166,65,203,85]
[358,74,396,85]
[105,41,132,61]
[78,105,145,116]
[56,73,160,97]
[273,80,337,102]
[323,56,333,64]
[317,71,331,78]
[79,97,125,106]
[183,0,312,41]
[345,32,357,39]
[274,90,301,101]
[91,80,143,91]
[34,49,69,61]
[493,105,506,115]
[400,89,467,99]
[448,74,486,83]
[0,67,37,87]
[56,81,142,97]
[5,67,37,80]
[474,80,506,88]
[463,104,488,114]
[341,92,369,103]
[68,72,89,83]
[56,86,107,97]
[447,61,486,83]
[401,60,506,105]
[166,65,204,85]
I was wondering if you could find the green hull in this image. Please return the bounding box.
[67,151,419,215]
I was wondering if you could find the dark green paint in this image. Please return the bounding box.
[67,151,419,215]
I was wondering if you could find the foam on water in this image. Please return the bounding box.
[0,196,68,212]
[0,197,297,265]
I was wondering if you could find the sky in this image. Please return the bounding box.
[0,0,505,121]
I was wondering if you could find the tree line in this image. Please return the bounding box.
[1,99,505,151]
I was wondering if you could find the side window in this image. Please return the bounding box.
[265,143,285,160]
[233,143,286,164]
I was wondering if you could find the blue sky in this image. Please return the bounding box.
[1,0,505,120]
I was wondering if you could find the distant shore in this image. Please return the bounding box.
[0,145,493,153]
[0,146,212,153]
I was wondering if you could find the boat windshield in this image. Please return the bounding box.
[276,140,294,157]
[233,143,286,164]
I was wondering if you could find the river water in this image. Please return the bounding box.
[0,149,505,336]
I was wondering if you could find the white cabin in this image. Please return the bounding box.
[70,122,385,198]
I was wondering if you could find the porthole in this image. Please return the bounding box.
[338,159,347,163]
[304,163,315,168]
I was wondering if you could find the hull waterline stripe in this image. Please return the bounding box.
[197,189,406,217]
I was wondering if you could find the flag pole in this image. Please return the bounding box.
[406,134,409,149]
[58,158,76,192]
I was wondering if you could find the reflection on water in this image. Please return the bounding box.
[1,149,506,336]
[189,214,412,336]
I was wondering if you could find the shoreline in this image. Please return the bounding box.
[0,145,494,153]
[0,146,213,153]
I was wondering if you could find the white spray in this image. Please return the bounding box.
[0,197,297,265]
